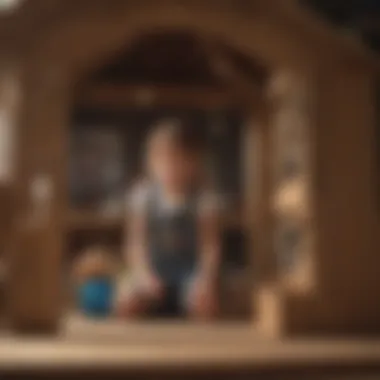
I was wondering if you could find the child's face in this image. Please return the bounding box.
[147,139,199,192]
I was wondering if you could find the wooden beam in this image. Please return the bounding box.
[199,38,262,89]
[76,83,252,110]
[197,38,267,115]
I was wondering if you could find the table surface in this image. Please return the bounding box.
[1,315,380,372]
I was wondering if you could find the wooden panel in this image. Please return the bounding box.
[312,64,380,332]
[8,63,69,333]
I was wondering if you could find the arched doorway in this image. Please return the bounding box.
[65,29,269,322]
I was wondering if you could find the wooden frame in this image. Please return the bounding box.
[4,0,379,337]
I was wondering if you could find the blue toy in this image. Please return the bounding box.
[78,277,114,317]
[72,246,117,318]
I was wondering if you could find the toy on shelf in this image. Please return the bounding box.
[72,246,118,318]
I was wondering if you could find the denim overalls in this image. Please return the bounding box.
[146,186,198,315]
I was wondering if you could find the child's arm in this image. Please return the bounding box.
[124,196,163,297]
[189,199,221,317]
[197,195,222,286]
[124,183,160,289]
[198,213,221,285]
[125,211,150,275]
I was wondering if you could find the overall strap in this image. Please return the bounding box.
[147,182,202,217]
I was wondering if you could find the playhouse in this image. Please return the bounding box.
[0,0,379,338]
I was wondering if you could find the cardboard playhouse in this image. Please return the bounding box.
[0,0,378,336]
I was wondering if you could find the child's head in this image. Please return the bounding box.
[145,118,203,192]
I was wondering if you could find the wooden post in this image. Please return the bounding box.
[250,105,276,285]
[310,64,380,333]
[270,69,317,295]
[8,62,69,334]
[254,68,320,336]
[0,66,21,320]
[249,101,285,335]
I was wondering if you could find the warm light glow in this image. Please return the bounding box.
[0,0,22,12]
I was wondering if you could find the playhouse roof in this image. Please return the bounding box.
[85,31,268,88]
[0,0,378,70]
[282,1,380,69]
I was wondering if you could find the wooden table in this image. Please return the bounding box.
[1,317,380,379]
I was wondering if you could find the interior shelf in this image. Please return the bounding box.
[76,83,243,109]
[66,210,124,231]
[66,208,245,232]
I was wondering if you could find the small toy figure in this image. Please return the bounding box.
[72,246,117,318]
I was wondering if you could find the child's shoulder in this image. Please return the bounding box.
[130,178,151,195]
[127,178,153,212]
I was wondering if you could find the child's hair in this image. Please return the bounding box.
[146,118,203,156]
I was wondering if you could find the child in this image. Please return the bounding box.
[116,119,222,320]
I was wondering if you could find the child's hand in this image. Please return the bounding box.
[189,276,218,319]
[140,270,164,299]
